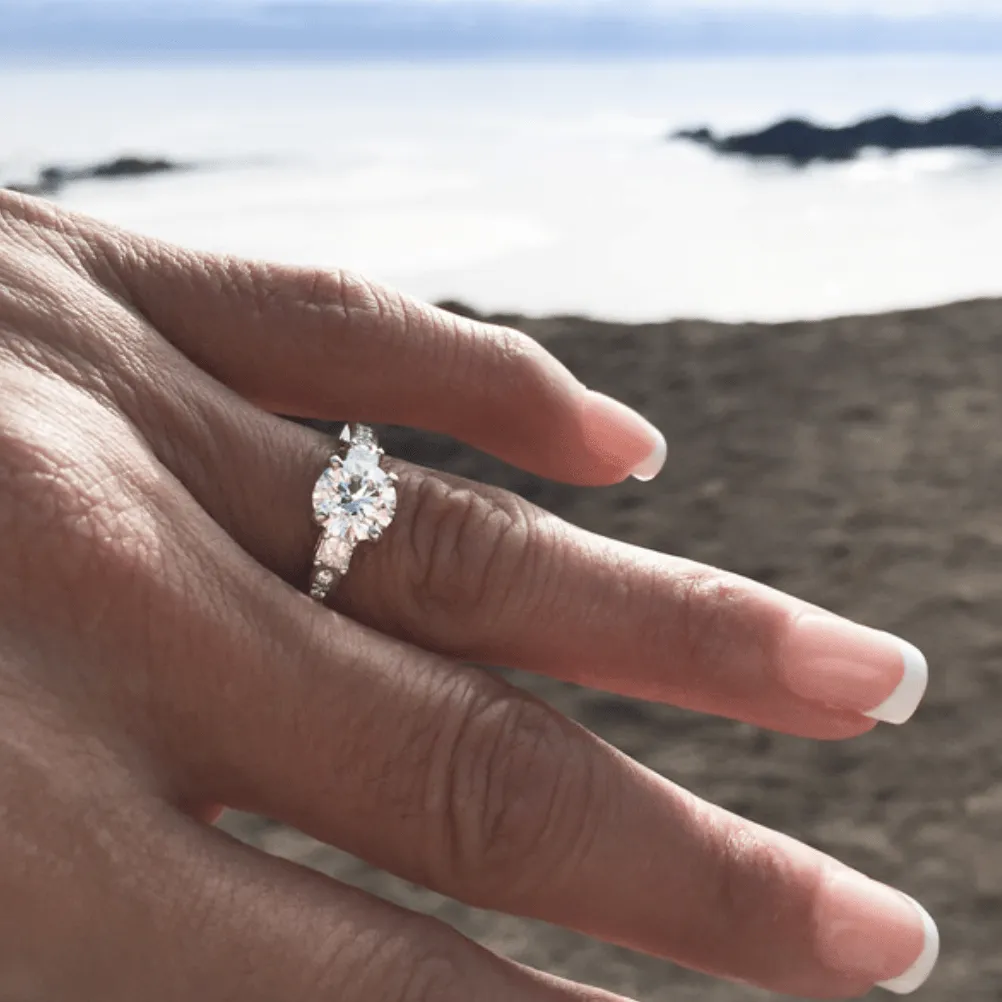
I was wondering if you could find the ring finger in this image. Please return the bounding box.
[168,395,928,741]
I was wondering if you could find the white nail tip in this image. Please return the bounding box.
[865,635,929,726]
[877,896,940,995]
[630,431,668,482]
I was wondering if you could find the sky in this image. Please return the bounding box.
[138,0,1002,10]
[10,0,1002,9]
[5,0,1002,58]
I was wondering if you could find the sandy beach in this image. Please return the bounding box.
[222,297,1002,1000]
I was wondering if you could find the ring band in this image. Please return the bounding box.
[309,423,398,603]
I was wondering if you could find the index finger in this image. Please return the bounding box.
[25,193,667,487]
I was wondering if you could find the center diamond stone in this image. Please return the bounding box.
[313,446,397,544]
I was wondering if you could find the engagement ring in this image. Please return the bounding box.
[309,424,398,603]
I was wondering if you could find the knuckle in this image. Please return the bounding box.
[491,323,545,373]
[469,322,555,401]
[412,307,558,409]
[671,567,775,693]
[0,410,80,539]
[0,234,144,409]
[396,473,535,643]
[310,915,474,1002]
[244,261,389,331]
[435,686,596,905]
[716,823,790,917]
[0,391,162,608]
[0,191,125,293]
[395,948,471,1002]
[703,819,817,974]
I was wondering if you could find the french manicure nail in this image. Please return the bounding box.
[877,896,940,995]
[818,871,938,994]
[631,431,669,482]
[781,614,929,725]
[583,391,667,482]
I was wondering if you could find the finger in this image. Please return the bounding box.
[153,532,936,1000]
[169,399,927,740]
[70,207,666,486]
[341,463,927,737]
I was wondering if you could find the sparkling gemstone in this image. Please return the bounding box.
[316,534,352,573]
[312,446,397,544]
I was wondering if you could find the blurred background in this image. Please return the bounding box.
[6,0,1002,321]
[6,2,1002,1000]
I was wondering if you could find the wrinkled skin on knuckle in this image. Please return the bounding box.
[2,392,151,558]
[260,263,373,326]
[0,208,178,622]
[375,937,474,1002]
[0,192,92,273]
[487,324,553,391]
[0,220,169,434]
[669,566,779,699]
[0,192,145,323]
[213,259,385,344]
[240,261,561,412]
[0,230,265,541]
[432,686,597,908]
[0,375,182,711]
[303,909,480,1002]
[426,314,538,401]
[699,816,821,982]
[391,471,537,649]
[455,321,569,425]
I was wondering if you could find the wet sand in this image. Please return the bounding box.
[223,298,1002,1000]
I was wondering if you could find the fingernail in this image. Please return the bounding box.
[582,391,667,482]
[781,614,929,725]
[818,872,938,994]
[877,897,940,995]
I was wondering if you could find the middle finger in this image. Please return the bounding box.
[162,514,932,1000]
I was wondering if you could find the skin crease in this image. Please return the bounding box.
[0,190,929,1001]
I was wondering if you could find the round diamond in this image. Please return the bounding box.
[312,447,397,544]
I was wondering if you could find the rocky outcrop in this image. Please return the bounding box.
[674,104,1002,165]
[5,156,186,197]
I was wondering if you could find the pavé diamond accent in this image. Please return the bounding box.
[315,534,352,573]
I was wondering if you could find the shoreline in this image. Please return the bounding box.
[437,293,1002,329]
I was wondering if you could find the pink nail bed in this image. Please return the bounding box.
[817,870,939,995]
[582,391,667,482]
[781,614,929,724]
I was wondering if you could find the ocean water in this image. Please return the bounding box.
[4,56,1002,322]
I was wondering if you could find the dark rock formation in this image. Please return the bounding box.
[674,104,1002,166]
[5,156,186,197]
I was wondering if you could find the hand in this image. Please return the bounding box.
[0,191,936,1001]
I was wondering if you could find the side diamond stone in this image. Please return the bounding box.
[316,533,353,573]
